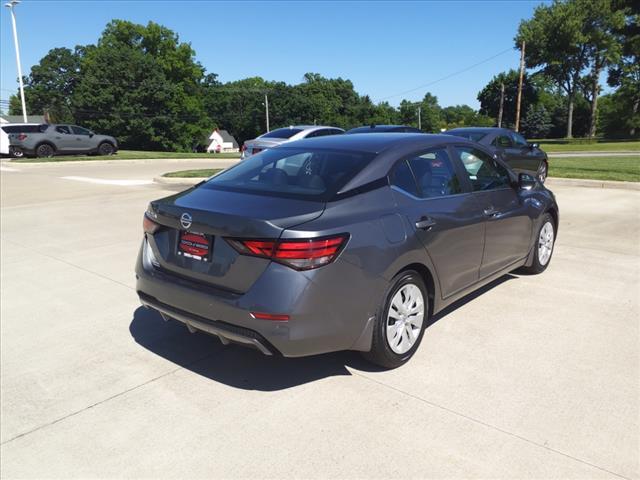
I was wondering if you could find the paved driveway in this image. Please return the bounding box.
[1,160,638,479]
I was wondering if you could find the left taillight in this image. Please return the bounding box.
[226,234,349,271]
[143,213,160,235]
[16,134,27,141]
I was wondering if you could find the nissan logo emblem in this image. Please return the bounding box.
[180,212,192,230]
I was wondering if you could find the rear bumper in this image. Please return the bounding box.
[135,239,382,357]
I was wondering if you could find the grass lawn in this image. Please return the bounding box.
[162,168,223,178]
[536,140,639,153]
[549,155,640,182]
[14,150,239,163]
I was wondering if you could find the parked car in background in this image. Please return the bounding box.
[443,127,549,182]
[8,124,118,158]
[137,133,558,368]
[346,125,423,134]
[241,125,344,159]
[0,123,44,157]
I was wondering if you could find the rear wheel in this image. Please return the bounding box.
[36,143,55,158]
[9,146,23,158]
[98,142,115,156]
[522,213,555,274]
[362,270,428,369]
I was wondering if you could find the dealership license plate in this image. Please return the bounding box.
[178,231,211,261]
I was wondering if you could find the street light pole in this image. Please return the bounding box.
[264,93,270,132]
[417,106,421,130]
[5,0,27,123]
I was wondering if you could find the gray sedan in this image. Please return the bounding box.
[137,133,558,368]
[241,125,343,159]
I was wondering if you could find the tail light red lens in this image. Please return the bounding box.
[143,214,160,234]
[226,234,348,270]
[241,144,247,152]
[16,134,27,141]
[250,312,290,321]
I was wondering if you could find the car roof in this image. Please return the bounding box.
[270,125,342,131]
[281,132,461,154]
[446,127,509,133]
[346,125,422,133]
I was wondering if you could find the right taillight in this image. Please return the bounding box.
[226,234,348,270]
[16,134,27,141]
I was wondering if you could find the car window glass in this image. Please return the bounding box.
[260,128,302,139]
[493,135,512,148]
[407,149,462,198]
[391,160,419,197]
[455,146,511,191]
[306,129,328,138]
[511,132,528,146]
[56,126,71,134]
[204,147,374,201]
[71,126,91,135]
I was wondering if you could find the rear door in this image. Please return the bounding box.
[389,147,486,298]
[453,145,533,278]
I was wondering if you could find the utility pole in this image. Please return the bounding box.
[264,93,270,132]
[515,40,526,132]
[497,82,505,128]
[417,105,422,130]
[5,0,27,122]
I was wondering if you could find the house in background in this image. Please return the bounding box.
[207,129,239,153]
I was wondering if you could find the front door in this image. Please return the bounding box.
[453,145,533,278]
[70,125,95,152]
[53,125,77,152]
[389,147,486,299]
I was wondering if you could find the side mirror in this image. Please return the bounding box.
[518,173,537,190]
[528,142,539,149]
[89,132,95,138]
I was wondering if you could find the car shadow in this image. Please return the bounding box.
[129,274,517,391]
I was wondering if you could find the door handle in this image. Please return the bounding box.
[484,207,499,217]
[415,217,436,230]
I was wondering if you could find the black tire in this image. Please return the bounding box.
[9,146,24,158]
[521,212,555,274]
[538,161,548,183]
[362,270,428,369]
[36,143,55,158]
[98,142,115,156]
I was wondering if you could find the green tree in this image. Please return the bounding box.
[607,0,640,136]
[477,70,538,128]
[73,20,209,151]
[521,104,553,138]
[8,46,86,122]
[516,0,591,138]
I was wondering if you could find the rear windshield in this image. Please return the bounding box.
[444,131,487,142]
[2,124,48,133]
[202,147,375,201]
[260,128,303,139]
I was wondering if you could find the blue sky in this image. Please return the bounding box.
[0,0,548,110]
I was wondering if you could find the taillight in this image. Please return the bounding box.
[143,213,160,234]
[16,134,27,141]
[226,234,348,270]
[241,144,247,152]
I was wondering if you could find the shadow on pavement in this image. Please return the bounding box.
[130,274,517,391]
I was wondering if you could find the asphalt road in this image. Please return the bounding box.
[1,159,638,479]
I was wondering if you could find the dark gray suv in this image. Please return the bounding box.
[9,124,118,158]
[136,134,558,368]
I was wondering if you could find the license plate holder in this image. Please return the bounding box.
[178,231,211,262]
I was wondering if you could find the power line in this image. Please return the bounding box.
[375,47,516,102]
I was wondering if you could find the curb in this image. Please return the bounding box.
[153,176,206,186]
[545,177,640,191]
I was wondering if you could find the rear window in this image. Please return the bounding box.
[445,131,487,142]
[260,128,303,139]
[2,124,47,133]
[203,147,375,201]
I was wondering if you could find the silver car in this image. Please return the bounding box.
[241,125,344,159]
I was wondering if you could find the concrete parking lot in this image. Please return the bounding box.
[1,159,638,479]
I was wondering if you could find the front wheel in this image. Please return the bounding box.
[522,213,555,274]
[362,270,428,369]
[36,143,55,158]
[98,142,115,156]
[538,161,548,183]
